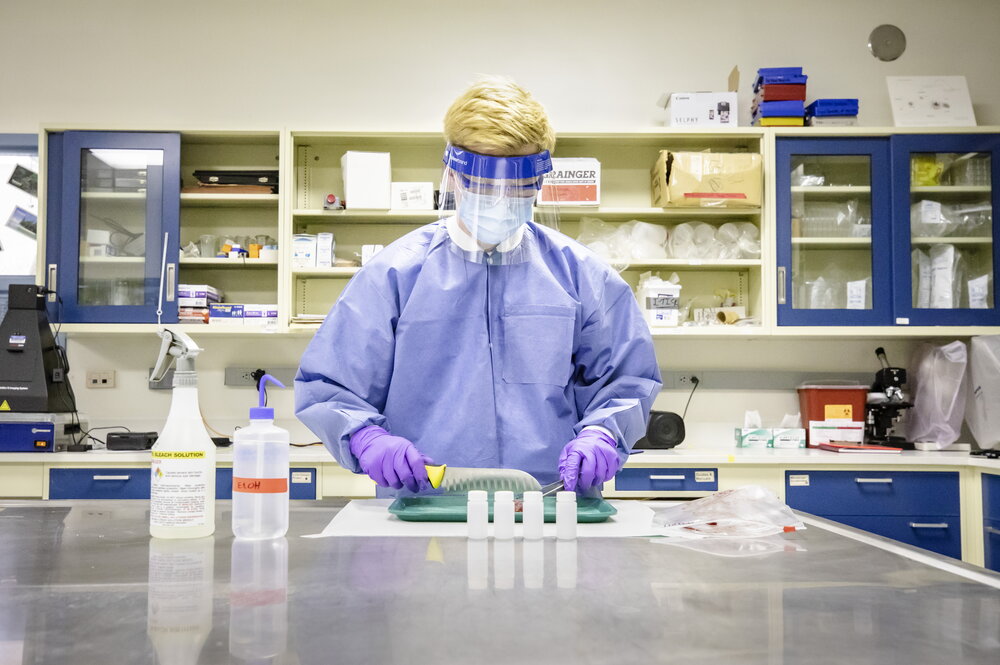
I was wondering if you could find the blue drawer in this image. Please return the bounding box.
[615,468,718,492]
[984,473,1000,522]
[985,518,1000,572]
[823,513,962,559]
[785,470,960,516]
[216,467,317,500]
[49,468,149,499]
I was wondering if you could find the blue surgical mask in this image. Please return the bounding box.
[458,191,535,245]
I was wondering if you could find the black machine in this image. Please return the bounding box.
[865,346,913,448]
[634,410,686,449]
[0,284,75,413]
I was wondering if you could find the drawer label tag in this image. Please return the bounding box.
[291,471,312,484]
[694,471,715,483]
[789,474,810,487]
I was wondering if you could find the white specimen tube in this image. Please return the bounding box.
[493,490,515,540]
[522,491,544,540]
[556,491,577,540]
[467,490,489,540]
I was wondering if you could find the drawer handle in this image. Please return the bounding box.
[985,526,1000,536]
[648,475,687,481]
[909,522,949,529]
[855,478,894,484]
[92,475,130,481]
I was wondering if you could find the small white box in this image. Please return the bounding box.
[538,158,600,206]
[735,427,772,448]
[316,232,335,268]
[208,303,244,326]
[808,421,865,447]
[177,284,222,300]
[391,182,435,210]
[342,151,391,209]
[660,92,738,127]
[292,234,317,269]
[86,229,112,245]
[771,428,807,449]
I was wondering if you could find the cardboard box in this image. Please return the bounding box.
[208,303,244,326]
[292,234,317,269]
[771,428,807,449]
[661,92,738,127]
[651,151,762,208]
[735,427,772,448]
[177,284,222,300]
[390,182,435,210]
[807,421,865,448]
[316,232,335,268]
[243,304,278,329]
[538,158,600,206]
[342,151,391,209]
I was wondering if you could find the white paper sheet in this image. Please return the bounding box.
[302,499,657,539]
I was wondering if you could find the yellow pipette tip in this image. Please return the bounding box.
[426,464,447,489]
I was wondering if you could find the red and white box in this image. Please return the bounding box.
[538,158,600,206]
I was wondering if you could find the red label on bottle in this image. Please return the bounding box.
[233,477,288,493]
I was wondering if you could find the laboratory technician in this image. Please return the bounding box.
[295,77,661,495]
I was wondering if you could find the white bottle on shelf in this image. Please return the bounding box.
[232,375,290,540]
[467,490,489,540]
[493,490,515,540]
[522,491,544,540]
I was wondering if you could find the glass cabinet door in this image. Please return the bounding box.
[48,132,179,323]
[776,138,893,325]
[892,135,1000,326]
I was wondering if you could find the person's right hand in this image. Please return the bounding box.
[349,425,432,493]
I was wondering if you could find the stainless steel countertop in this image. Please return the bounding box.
[1,500,998,664]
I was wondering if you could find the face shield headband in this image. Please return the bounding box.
[442,144,553,191]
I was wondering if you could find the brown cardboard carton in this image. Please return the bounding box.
[651,151,762,208]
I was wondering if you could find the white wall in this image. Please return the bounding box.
[4,0,991,446]
[2,0,999,131]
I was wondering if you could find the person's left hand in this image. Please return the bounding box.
[558,429,621,491]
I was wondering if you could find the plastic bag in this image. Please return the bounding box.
[650,533,806,558]
[906,341,968,447]
[966,335,1000,450]
[651,485,805,539]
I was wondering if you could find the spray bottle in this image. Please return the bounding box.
[232,374,289,539]
[148,329,216,539]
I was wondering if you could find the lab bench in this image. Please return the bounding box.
[0,499,996,665]
[1,447,999,570]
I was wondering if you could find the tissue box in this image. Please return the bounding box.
[808,421,865,448]
[771,428,807,448]
[735,427,773,448]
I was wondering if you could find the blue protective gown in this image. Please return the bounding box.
[294,219,662,489]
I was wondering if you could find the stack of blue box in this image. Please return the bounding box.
[806,99,860,126]
[752,67,808,126]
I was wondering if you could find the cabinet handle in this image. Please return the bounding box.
[47,264,58,302]
[165,263,176,302]
[984,526,1000,536]
[855,478,894,484]
[909,522,949,529]
[777,266,787,305]
[92,475,130,481]
[649,475,686,480]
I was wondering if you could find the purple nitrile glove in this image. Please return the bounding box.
[349,425,433,493]
[558,429,621,491]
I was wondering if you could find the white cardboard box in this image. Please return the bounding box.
[342,151,391,209]
[538,158,600,206]
[316,232,335,268]
[808,420,865,447]
[661,92,738,127]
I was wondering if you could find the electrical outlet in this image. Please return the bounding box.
[85,370,116,389]
[224,367,297,387]
[678,374,700,386]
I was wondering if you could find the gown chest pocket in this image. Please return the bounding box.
[502,304,576,385]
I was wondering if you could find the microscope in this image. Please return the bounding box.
[865,347,914,448]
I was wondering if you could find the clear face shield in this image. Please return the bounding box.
[440,144,559,264]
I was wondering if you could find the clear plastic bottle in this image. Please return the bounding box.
[556,491,577,540]
[232,375,289,540]
[150,369,216,539]
[229,537,288,662]
[522,491,544,540]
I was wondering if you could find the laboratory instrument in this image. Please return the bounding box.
[148,327,216,539]
[865,346,914,447]
[233,374,290,539]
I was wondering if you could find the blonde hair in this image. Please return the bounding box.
[443,76,555,154]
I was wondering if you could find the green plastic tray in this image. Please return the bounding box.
[388,495,617,523]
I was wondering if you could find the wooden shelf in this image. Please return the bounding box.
[792,237,872,249]
[180,193,278,207]
[910,237,993,246]
[180,258,278,268]
[791,186,871,194]
[293,267,360,277]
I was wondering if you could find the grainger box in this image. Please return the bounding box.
[538,158,600,205]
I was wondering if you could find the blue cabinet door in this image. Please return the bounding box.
[46,131,179,323]
[822,513,962,559]
[890,134,1000,326]
[776,138,894,325]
